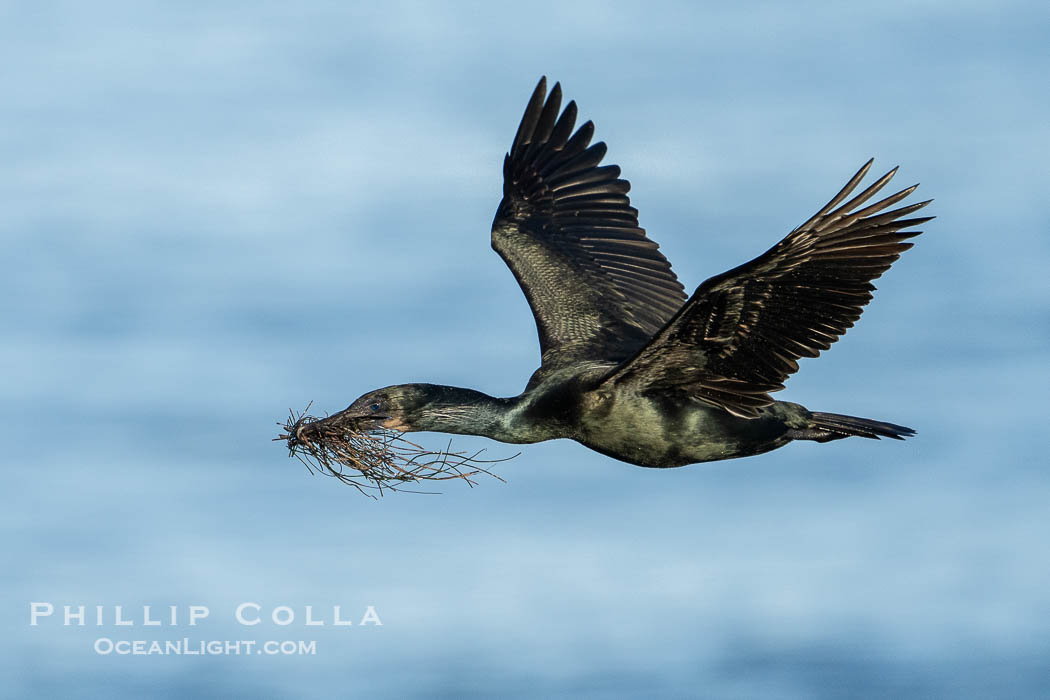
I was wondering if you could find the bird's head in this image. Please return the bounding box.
[336,383,444,433]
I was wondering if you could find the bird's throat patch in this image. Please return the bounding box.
[381,417,411,432]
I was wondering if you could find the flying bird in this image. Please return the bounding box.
[325,77,931,469]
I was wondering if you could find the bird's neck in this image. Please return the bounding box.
[410,386,532,443]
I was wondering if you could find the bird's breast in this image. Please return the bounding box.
[577,389,790,467]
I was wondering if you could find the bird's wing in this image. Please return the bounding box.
[600,160,932,417]
[492,78,687,368]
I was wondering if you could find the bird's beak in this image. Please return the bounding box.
[331,406,389,426]
[328,407,410,432]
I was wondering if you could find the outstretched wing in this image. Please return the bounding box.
[492,77,687,368]
[601,160,932,417]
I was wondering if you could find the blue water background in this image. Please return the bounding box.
[3,2,1048,697]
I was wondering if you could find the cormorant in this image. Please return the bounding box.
[331,78,930,468]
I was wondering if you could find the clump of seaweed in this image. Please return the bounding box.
[275,404,513,497]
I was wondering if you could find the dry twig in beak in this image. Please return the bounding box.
[275,405,513,497]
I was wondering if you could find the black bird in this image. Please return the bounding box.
[336,78,931,468]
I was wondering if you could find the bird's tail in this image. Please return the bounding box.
[791,411,916,442]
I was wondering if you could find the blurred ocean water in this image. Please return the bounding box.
[3,2,1048,697]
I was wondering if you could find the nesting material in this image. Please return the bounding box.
[276,405,511,497]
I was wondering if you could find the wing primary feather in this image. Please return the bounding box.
[531,82,562,145]
[549,164,621,190]
[815,167,900,231]
[548,101,577,148]
[794,158,874,232]
[543,141,606,180]
[555,180,631,200]
[841,185,920,222]
[511,77,547,158]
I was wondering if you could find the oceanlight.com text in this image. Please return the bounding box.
[94,638,317,656]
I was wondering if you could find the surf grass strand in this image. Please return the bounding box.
[275,406,512,497]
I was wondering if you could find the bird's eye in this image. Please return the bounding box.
[369,403,381,412]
